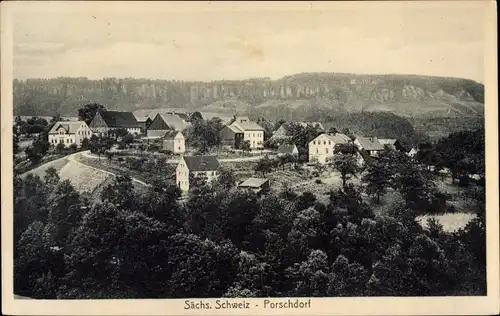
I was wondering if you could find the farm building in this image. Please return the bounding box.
[220,125,244,149]
[229,117,265,149]
[163,131,185,154]
[354,136,385,157]
[135,116,153,134]
[379,138,405,151]
[176,155,220,192]
[308,133,351,164]
[48,121,93,147]
[278,143,299,156]
[238,177,270,194]
[89,110,141,136]
[408,147,419,157]
[147,113,191,137]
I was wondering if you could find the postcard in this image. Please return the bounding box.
[1,1,498,315]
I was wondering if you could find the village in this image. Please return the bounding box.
[14,108,419,200]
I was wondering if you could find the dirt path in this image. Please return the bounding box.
[70,151,150,187]
[82,150,268,163]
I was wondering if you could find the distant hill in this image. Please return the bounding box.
[13,73,484,120]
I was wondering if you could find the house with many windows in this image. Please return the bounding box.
[308,133,351,164]
[89,111,141,136]
[48,121,93,147]
[229,117,264,149]
[176,155,220,192]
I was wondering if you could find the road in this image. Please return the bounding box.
[81,150,268,163]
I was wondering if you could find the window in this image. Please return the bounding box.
[313,141,316,145]
[316,148,319,154]
[323,141,326,145]
[329,141,331,145]
[325,148,328,154]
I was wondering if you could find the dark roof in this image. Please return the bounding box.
[100,111,139,128]
[238,177,269,188]
[183,155,220,171]
[355,136,384,151]
[278,143,298,154]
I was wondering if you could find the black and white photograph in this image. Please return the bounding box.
[1,1,498,315]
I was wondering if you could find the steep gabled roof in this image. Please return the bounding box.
[48,121,86,134]
[231,119,264,131]
[312,133,350,144]
[159,113,191,131]
[99,111,139,128]
[183,155,220,171]
[379,138,398,146]
[225,124,243,133]
[163,130,182,140]
[355,136,384,151]
[135,116,152,123]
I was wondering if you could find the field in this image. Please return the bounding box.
[416,213,477,233]
[58,160,111,194]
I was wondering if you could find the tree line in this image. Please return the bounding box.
[14,128,486,298]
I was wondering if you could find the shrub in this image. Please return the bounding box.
[55,143,66,154]
[315,179,322,184]
[69,143,78,152]
[105,151,114,160]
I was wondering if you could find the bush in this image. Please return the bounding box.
[315,179,322,184]
[69,143,78,152]
[55,143,66,154]
[105,151,114,160]
[117,157,124,162]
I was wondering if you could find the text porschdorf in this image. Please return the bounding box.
[184,299,312,310]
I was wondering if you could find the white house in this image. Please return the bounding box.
[176,155,220,192]
[354,136,385,157]
[230,117,264,149]
[163,131,185,154]
[308,133,351,164]
[48,121,93,147]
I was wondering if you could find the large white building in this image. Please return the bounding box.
[229,117,264,149]
[176,155,220,192]
[308,133,351,164]
[48,121,93,147]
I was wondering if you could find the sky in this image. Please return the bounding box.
[10,1,488,83]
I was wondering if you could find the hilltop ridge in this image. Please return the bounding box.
[14,72,484,119]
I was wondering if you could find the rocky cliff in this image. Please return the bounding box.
[13,73,484,118]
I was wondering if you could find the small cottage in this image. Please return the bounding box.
[163,131,185,154]
[354,136,384,157]
[238,177,270,194]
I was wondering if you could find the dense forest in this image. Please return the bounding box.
[13,73,484,119]
[14,129,486,299]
